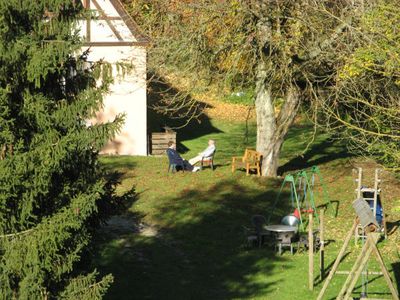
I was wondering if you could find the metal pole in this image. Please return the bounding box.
[356,167,362,199]
[319,209,325,280]
[372,169,379,219]
[355,168,363,245]
[309,213,314,291]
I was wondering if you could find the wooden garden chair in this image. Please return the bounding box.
[231,148,262,176]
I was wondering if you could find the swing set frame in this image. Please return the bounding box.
[268,166,332,230]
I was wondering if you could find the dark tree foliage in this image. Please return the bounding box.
[0,0,124,298]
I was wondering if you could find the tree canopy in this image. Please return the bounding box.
[127,0,361,176]
[129,0,400,173]
[321,0,400,170]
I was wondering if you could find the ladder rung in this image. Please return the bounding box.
[360,187,380,193]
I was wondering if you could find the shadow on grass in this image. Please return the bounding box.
[392,261,400,292]
[317,200,340,218]
[147,75,222,153]
[278,136,353,175]
[350,259,400,299]
[92,179,293,300]
[100,156,137,172]
[387,219,400,236]
[313,251,350,286]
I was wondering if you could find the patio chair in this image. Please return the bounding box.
[298,230,320,252]
[251,215,270,248]
[275,232,299,255]
[200,150,216,170]
[243,215,271,248]
[166,150,184,173]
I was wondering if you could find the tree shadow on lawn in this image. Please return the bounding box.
[100,156,137,172]
[278,136,354,175]
[386,220,400,237]
[392,261,400,292]
[98,156,138,183]
[147,74,222,153]
[93,179,295,300]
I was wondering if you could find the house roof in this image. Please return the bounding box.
[83,0,150,47]
[109,0,150,45]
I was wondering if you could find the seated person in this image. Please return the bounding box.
[166,141,200,172]
[189,139,216,165]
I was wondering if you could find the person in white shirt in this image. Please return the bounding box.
[189,139,216,166]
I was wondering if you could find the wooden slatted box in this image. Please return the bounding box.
[150,128,176,155]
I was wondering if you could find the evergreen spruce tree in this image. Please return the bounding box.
[0,1,124,298]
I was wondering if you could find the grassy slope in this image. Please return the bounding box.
[94,119,400,300]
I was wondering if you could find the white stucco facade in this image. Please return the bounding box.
[79,0,149,155]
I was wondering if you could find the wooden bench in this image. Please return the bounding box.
[232,149,262,176]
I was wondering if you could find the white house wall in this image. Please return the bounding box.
[76,0,149,156]
[84,45,147,156]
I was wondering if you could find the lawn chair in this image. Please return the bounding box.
[166,150,184,173]
[200,150,216,170]
[243,215,271,248]
[275,232,299,255]
[298,230,320,252]
[252,215,270,247]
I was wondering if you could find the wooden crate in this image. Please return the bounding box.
[150,130,176,155]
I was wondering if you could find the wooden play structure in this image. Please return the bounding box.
[231,148,262,176]
[354,168,387,242]
[259,166,397,298]
[308,208,325,292]
[316,198,399,300]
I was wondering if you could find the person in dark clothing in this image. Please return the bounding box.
[166,141,199,172]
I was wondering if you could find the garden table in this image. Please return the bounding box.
[265,225,298,255]
[265,225,297,233]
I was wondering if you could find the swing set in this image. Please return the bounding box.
[268,165,332,230]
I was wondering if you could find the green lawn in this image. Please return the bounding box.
[92,118,400,300]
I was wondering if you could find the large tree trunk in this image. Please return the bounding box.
[255,63,276,176]
[254,17,301,177]
[255,77,301,177]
